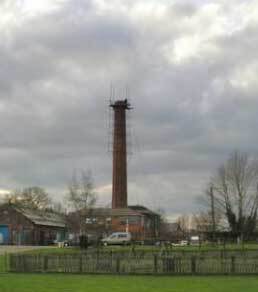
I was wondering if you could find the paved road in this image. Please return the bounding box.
[0,245,51,255]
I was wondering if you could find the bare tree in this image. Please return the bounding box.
[5,186,51,210]
[66,170,97,235]
[192,210,221,233]
[194,182,224,241]
[155,208,169,240]
[209,185,216,239]
[209,151,258,241]
[203,184,220,240]
[176,215,191,238]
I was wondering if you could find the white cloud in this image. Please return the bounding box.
[164,34,219,64]
[0,189,10,201]
[21,0,66,16]
[95,184,112,195]
[161,1,258,64]
[229,63,258,90]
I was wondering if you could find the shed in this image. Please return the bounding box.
[0,204,66,245]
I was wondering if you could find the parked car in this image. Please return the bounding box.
[172,240,188,247]
[155,240,171,247]
[101,232,132,246]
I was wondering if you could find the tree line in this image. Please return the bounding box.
[176,151,258,242]
[2,170,97,216]
[3,150,258,242]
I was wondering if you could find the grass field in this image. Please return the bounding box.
[18,243,258,255]
[0,274,257,292]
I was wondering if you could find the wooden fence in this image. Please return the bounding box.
[8,252,258,275]
[0,253,9,273]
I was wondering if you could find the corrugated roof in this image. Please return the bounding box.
[111,208,143,216]
[69,206,158,218]
[76,208,142,217]
[15,207,66,228]
[129,205,159,216]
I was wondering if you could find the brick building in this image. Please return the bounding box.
[67,205,159,242]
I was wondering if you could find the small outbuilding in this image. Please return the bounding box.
[0,204,66,245]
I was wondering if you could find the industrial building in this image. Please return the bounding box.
[67,205,159,242]
[67,99,160,242]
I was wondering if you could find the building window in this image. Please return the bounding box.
[86,217,97,224]
[86,218,91,224]
[127,216,140,225]
[92,218,97,224]
[119,219,127,225]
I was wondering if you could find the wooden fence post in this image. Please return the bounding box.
[4,252,8,272]
[167,258,174,273]
[22,255,26,272]
[191,257,196,274]
[177,257,182,273]
[43,256,48,272]
[162,257,174,273]
[79,255,83,273]
[116,257,120,273]
[154,255,158,273]
[231,256,235,274]
[110,251,113,272]
[162,257,166,273]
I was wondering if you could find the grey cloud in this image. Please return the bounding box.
[0,0,258,218]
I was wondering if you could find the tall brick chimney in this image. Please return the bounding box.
[110,99,131,209]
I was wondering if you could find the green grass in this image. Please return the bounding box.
[0,274,258,292]
[21,247,82,255]
[20,243,258,255]
[101,243,258,253]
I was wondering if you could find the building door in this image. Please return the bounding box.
[56,230,66,242]
[0,225,9,245]
[40,231,45,245]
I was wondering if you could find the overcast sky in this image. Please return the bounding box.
[1,0,258,220]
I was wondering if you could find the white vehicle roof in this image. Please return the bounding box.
[111,232,130,235]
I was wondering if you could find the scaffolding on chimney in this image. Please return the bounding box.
[110,98,132,209]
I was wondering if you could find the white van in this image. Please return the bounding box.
[190,236,200,245]
[101,232,132,246]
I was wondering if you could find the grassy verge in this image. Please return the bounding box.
[0,274,258,292]
[17,243,258,256]
[102,243,258,252]
[21,247,82,255]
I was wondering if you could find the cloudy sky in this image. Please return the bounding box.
[1,0,258,220]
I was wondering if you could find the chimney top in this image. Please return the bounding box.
[110,99,132,109]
